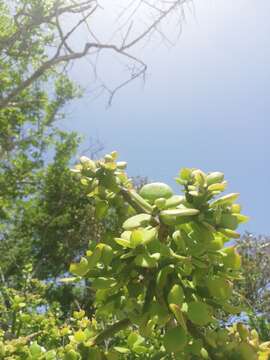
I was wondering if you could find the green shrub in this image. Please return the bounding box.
[1,152,270,359]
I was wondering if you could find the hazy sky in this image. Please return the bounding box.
[60,0,270,235]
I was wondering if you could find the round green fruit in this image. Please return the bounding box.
[139,182,173,203]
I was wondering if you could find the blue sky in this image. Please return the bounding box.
[60,0,270,235]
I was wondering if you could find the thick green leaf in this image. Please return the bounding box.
[87,246,102,269]
[179,168,192,181]
[101,244,114,265]
[114,347,130,354]
[206,277,233,300]
[70,257,89,277]
[140,183,173,203]
[114,237,133,248]
[187,301,212,326]
[160,208,199,218]
[220,214,238,230]
[135,253,158,268]
[95,199,109,219]
[164,195,185,209]
[210,193,239,207]
[163,326,187,353]
[221,246,241,270]
[206,172,224,185]
[74,330,86,343]
[122,214,152,230]
[91,277,116,289]
[130,229,144,248]
[167,284,185,305]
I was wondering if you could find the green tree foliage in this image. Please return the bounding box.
[237,234,270,316]
[0,152,270,359]
[0,0,89,282]
[235,234,270,341]
[1,133,101,280]
[249,315,270,343]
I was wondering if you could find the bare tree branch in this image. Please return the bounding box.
[0,0,189,109]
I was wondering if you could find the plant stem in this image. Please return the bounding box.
[119,187,149,214]
[186,320,216,360]
[92,318,131,346]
